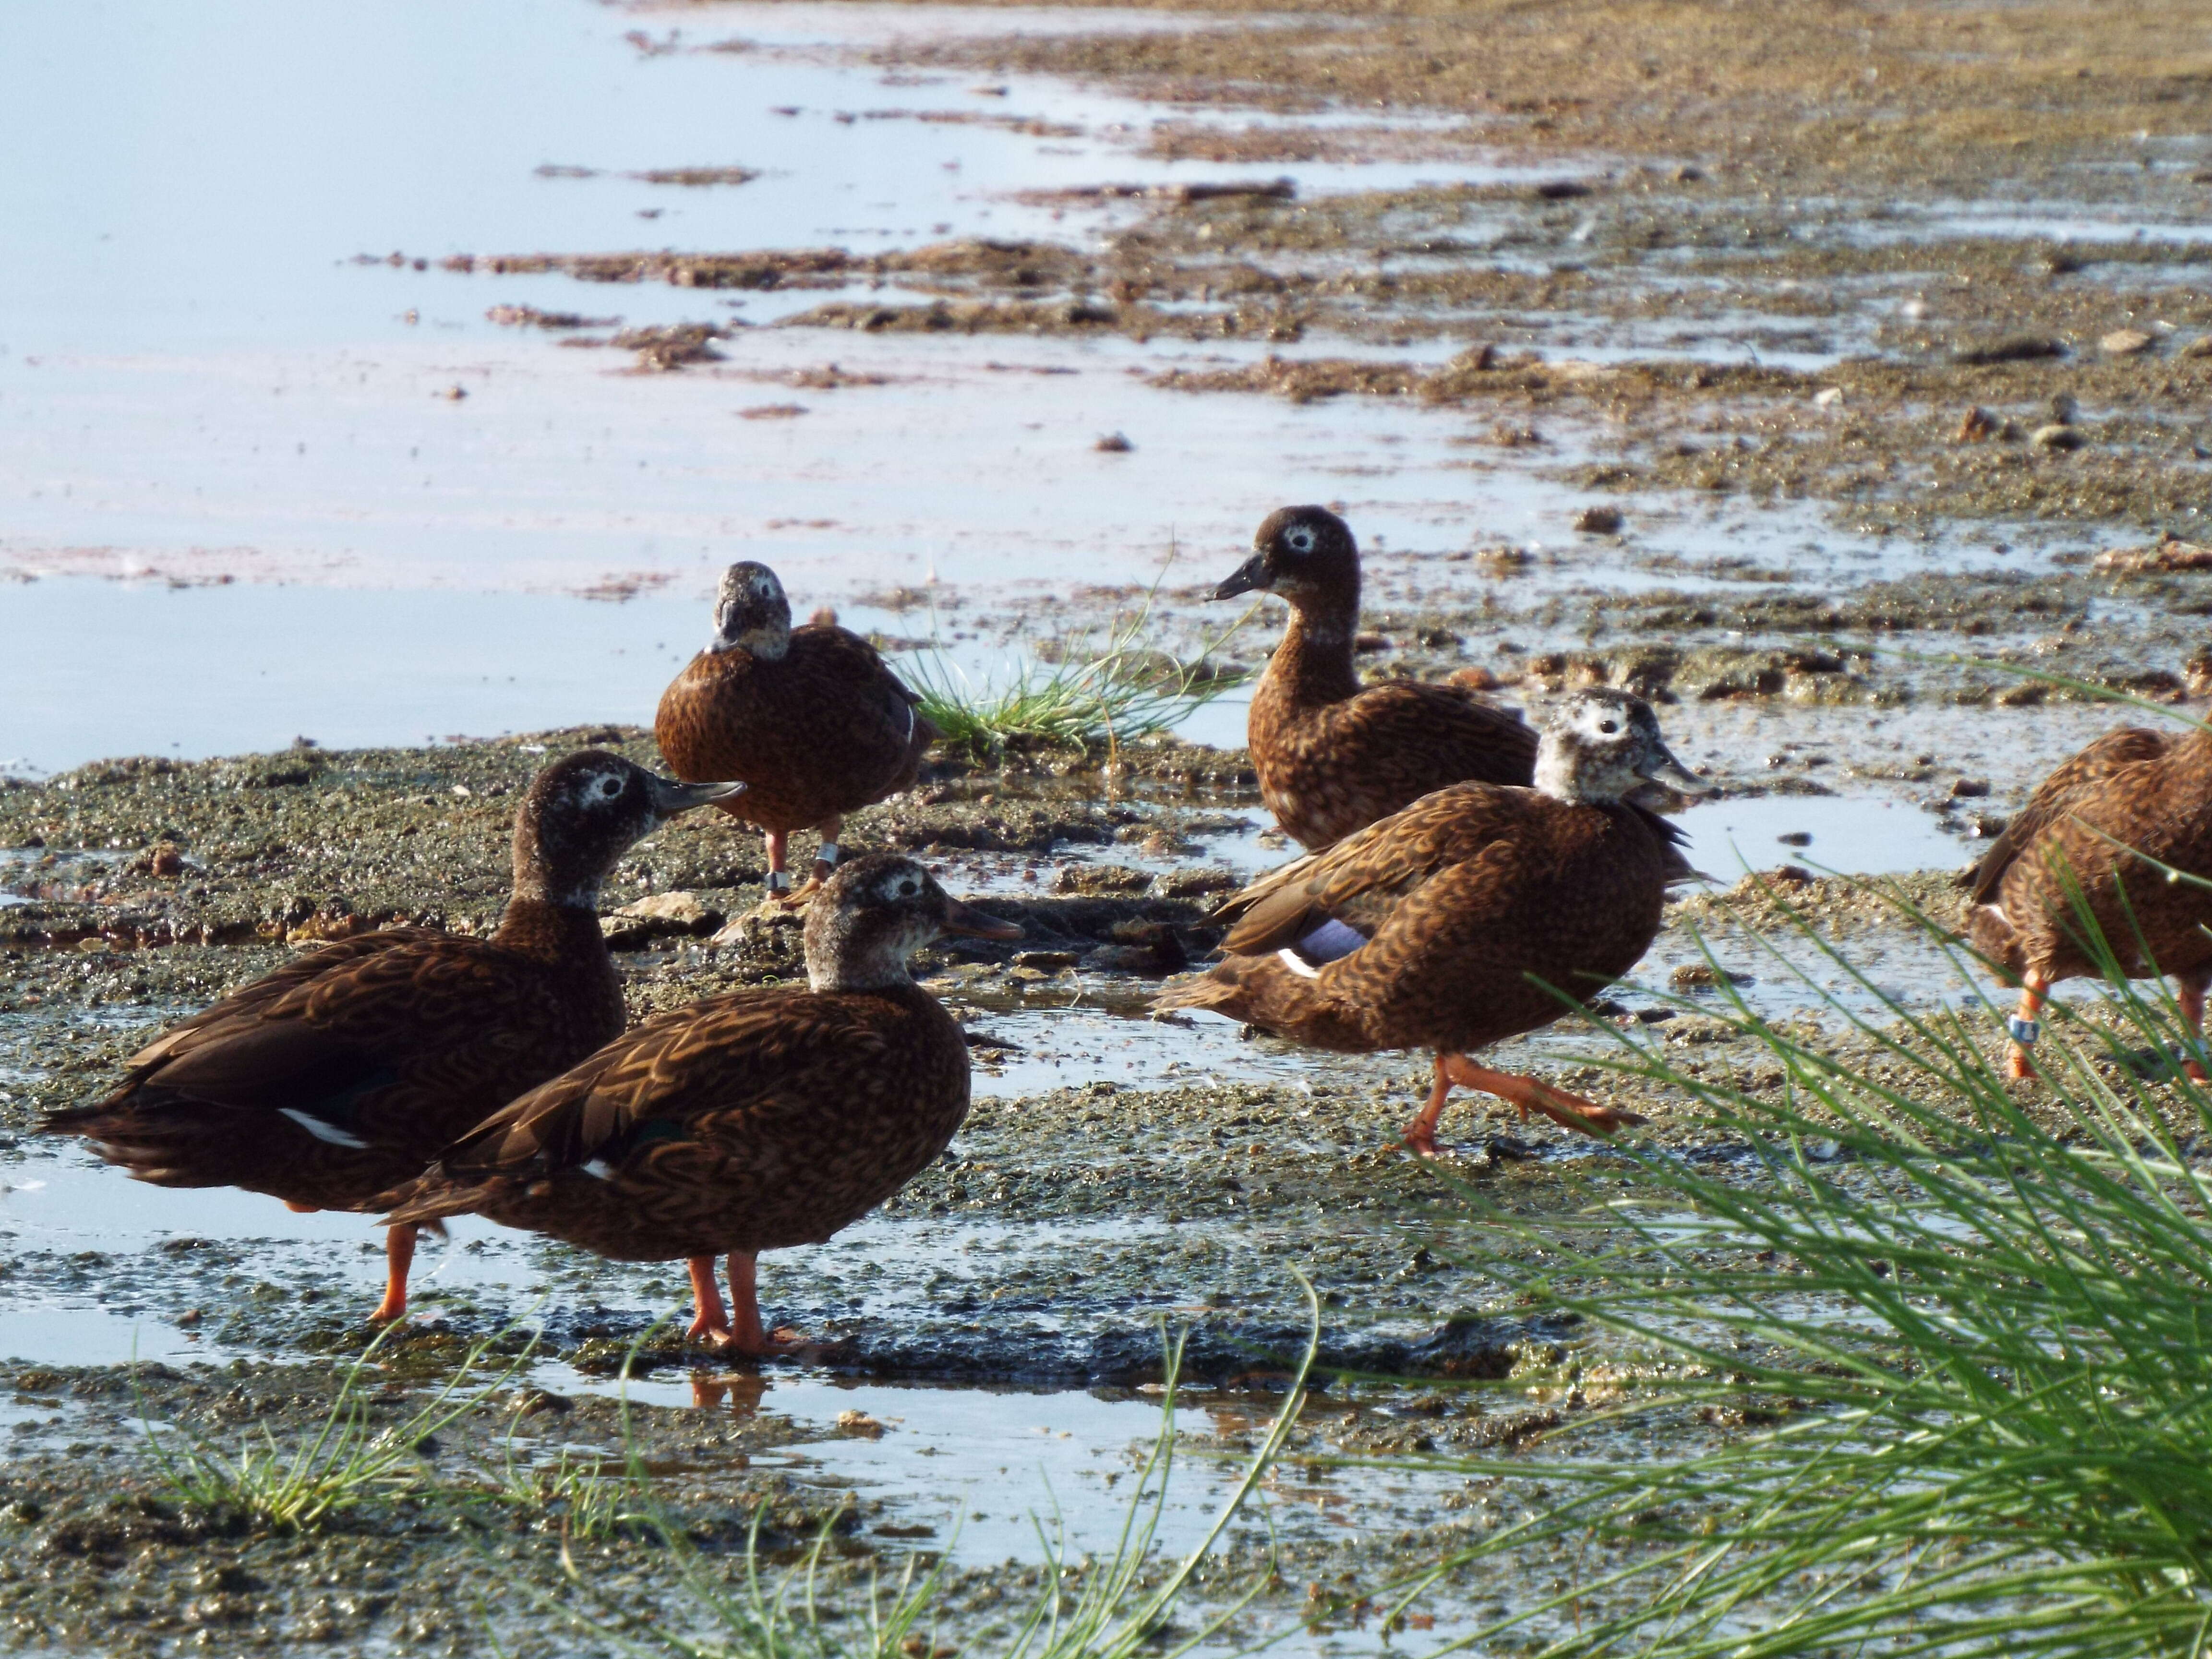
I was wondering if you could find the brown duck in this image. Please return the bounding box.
[42,753,743,1323]
[1214,506,1538,851]
[1967,717,2212,1081]
[379,853,1021,1355]
[656,562,937,897]
[1156,688,1699,1156]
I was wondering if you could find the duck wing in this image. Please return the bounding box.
[1966,725,2174,902]
[381,990,890,1221]
[1315,681,1538,790]
[1216,782,1536,957]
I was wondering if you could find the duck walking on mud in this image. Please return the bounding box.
[1967,714,2212,1081]
[1157,689,1699,1156]
[1214,505,1538,851]
[42,753,744,1323]
[377,854,1020,1356]
[657,561,938,901]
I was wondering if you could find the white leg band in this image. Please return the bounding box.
[817,842,840,866]
[766,870,792,891]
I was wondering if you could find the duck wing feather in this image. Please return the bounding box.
[1966,726,2175,903]
[1216,782,1535,956]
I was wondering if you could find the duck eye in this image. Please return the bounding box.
[898,879,918,897]
[599,777,623,797]
[1285,526,1316,553]
[1598,721,1618,734]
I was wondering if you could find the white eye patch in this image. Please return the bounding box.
[1285,526,1317,553]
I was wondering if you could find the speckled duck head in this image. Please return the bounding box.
[1212,506,1360,618]
[803,853,1022,992]
[511,751,744,909]
[1533,690,1703,805]
[710,561,793,661]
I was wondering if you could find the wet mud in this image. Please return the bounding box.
[13,0,2212,1649]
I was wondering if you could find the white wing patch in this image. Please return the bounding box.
[1277,948,1321,979]
[582,1158,617,1181]
[279,1108,371,1150]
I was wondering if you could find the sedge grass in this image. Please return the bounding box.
[905,585,1250,761]
[139,1322,535,1530]
[1374,875,2212,1657]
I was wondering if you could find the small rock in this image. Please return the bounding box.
[2100,327,2154,357]
[1533,179,1592,200]
[1813,386,1844,409]
[2030,423,2084,452]
[1955,406,2000,443]
[1952,335,2064,366]
[511,1388,573,1418]
[1353,631,1392,653]
[1011,949,1080,971]
[2180,336,2212,360]
[148,845,185,878]
[1152,867,1239,899]
[1949,777,1991,799]
[440,384,469,401]
[602,890,723,946]
[1669,963,1748,990]
[1445,664,1501,691]
[836,1410,886,1438]
[1966,813,2008,839]
[1094,432,1134,453]
[1776,831,1813,847]
[1573,505,1623,535]
[1053,864,1152,896]
[2092,534,2212,575]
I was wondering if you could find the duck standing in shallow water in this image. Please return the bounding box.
[42,753,744,1323]
[657,561,938,900]
[378,854,1020,1355]
[1967,717,2212,1081]
[1156,689,1699,1156]
[1214,505,1539,851]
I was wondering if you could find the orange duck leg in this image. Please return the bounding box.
[2005,971,2050,1082]
[369,1224,418,1325]
[685,1252,805,1355]
[2178,975,2209,1084]
[1403,1053,1645,1155]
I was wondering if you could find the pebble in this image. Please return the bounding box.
[1669,963,1747,989]
[2030,423,2084,451]
[2099,327,2154,357]
[1573,505,1623,535]
[1949,777,1992,799]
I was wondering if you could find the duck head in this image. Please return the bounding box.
[513,750,744,909]
[804,853,1022,992]
[1533,690,1703,805]
[1212,506,1360,615]
[710,561,793,661]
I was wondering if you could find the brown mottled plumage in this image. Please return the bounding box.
[656,561,937,894]
[1967,719,2212,1080]
[380,853,1021,1355]
[1214,506,1539,851]
[1156,689,1699,1155]
[42,753,743,1322]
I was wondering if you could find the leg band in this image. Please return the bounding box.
[817,842,840,866]
[766,870,792,892]
[2007,1015,2040,1046]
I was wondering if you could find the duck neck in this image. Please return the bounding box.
[493,894,613,963]
[1262,591,1363,710]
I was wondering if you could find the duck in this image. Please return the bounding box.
[1966,717,2212,1081]
[1155,688,1699,1156]
[656,561,938,899]
[1213,505,1539,851]
[42,752,744,1324]
[377,853,1022,1356]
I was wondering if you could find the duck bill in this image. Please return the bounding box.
[647,776,747,818]
[940,897,1022,941]
[1211,553,1270,601]
[1636,744,1706,796]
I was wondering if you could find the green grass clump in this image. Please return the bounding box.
[905,597,1247,760]
[1393,885,2212,1656]
[141,1323,532,1530]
